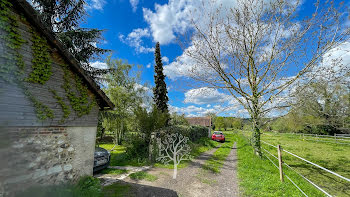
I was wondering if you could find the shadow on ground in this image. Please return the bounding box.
[103,180,178,197]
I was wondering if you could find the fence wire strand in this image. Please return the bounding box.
[262,149,309,197]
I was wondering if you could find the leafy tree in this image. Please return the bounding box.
[291,81,349,134]
[100,56,146,146]
[231,118,243,130]
[153,42,169,118]
[31,0,111,79]
[169,112,189,126]
[215,117,225,130]
[134,106,168,143]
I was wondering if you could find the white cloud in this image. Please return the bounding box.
[86,0,106,11]
[184,87,230,105]
[169,103,248,117]
[119,28,155,53]
[162,56,169,63]
[129,0,139,12]
[146,63,151,68]
[90,61,108,69]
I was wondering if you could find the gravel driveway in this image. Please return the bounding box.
[123,142,240,197]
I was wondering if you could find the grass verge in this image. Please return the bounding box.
[129,171,158,182]
[102,182,132,197]
[100,168,128,175]
[234,134,325,197]
[202,132,235,173]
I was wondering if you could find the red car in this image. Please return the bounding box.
[211,131,225,142]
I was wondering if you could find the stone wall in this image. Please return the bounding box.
[0,126,97,196]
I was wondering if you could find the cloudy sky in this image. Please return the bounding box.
[84,0,349,117]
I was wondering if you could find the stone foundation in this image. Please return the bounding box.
[0,126,97,196]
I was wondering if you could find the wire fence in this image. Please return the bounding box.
[260,140,350,197]
[263,132,350,145]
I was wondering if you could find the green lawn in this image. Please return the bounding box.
[259,132,350,197]
[129,171,158,182]
[97,143,149,167]
[98,137,219,168]
[154,137,220,169]
[233,133,325,197]
[202,131,235,173]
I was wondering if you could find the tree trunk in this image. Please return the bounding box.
[173,163,177,179]
[252,122,262,157]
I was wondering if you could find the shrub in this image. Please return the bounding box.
[124,134,149,160]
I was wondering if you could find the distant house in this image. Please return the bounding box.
[185,117,212,137]
[0,0,114,195]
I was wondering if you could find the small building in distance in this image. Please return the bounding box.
[0,0,114,195]
[185,117,212,137]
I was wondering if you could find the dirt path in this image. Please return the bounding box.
[122,142,240,197]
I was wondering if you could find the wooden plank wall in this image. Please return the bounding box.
[0,9,100,127]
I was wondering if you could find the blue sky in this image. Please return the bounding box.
[83,0,349,117]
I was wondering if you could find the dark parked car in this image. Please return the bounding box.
[211,131,225,142]
[93,147,111,172]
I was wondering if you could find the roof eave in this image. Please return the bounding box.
[12,0,115,110]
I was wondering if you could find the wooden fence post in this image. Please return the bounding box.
[277,145,284,182]
[335,133,337,143]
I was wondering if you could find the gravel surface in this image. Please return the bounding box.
[122,142,240,197]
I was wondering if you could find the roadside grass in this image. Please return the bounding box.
[202,132,235,173]
[100,168,128,175]
[234,134,325,197]
[129,171,158,182]
[259,132,350,197]
[102,182,132,197]
[154,137,220,169]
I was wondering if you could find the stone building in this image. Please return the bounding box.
[0,0,114,195]
[185,117,212,137]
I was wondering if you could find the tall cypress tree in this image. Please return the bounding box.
[153,42,169,115]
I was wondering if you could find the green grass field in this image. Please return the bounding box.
[238,130,350,197]
[98,137,219,168]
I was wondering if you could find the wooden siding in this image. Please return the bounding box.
[0,9,99,127]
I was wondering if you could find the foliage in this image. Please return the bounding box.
[215,117,225,130]
[270,81,350,134]
[31,0,111,79]
[62,64,96,117]
[153,42,169,119]
[129,171,158,182]
[124,134,149,160]
[134,106,168,141]
[50,89,71,123]
[169,112,189,126]
[26,29,52,84]
[25,90,54,120]
[0,0,26,82]
[15,176,102,197]
[100,57,147,145]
